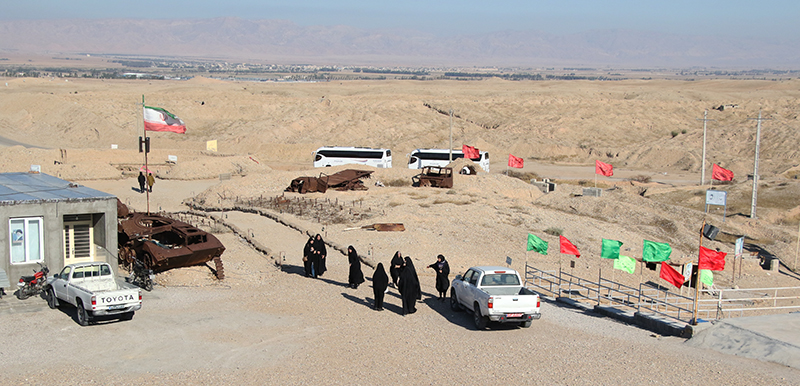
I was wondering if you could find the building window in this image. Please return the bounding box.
[9,217,44,264]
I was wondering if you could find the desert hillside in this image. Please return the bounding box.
[1,77,799,178]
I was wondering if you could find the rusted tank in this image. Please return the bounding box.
[118,211,225,279]
[286,169,374,193]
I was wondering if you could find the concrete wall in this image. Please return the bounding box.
[1,197,118,284]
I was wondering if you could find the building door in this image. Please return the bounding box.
[63,214,94,264]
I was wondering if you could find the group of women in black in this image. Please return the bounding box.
[302,236,450,316]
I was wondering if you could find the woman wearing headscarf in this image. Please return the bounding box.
[372,263,389,311]
[302,236,314,277]
[347,245,365,289]
[398,256,421,315]
[389,251,404,288]
[312,234,327,277]
[427,254,451,301]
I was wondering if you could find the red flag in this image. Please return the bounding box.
[595,160,613,177]
[659,262,685,288]
[462,144,479,159]
[559,235,580,258]
[508,154,524,168]
[712,164,733,181]
[698,246,727,271]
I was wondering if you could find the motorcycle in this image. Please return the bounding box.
[128,259,154,292]
[17,262,49,300]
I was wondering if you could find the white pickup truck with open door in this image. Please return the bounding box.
[450,266,541,329]
[45,262,142,326]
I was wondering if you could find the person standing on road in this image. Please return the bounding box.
[390,251,404,288]
[137,172,146,193]
[372,263,389,311]
[427,254,451,301]
[303,236,314,277]
[398,256,421,315]
[146,172,155,193]
[347,245,365,289]
[312,234,327,277]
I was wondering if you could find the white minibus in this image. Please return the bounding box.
[407,148,490,172]
[313,146,393,168]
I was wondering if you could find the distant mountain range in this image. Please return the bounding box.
[1,17,798,68]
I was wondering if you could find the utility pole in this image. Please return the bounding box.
[749,110,770,219]
[449,109,453,162]
[697,110,714,186]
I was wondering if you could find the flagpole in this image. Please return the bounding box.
[692,219,706,325]
[142,95,150,215]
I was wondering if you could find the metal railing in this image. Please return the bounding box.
[697,286,800,320]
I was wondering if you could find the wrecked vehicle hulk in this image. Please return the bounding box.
[118,203,226,281]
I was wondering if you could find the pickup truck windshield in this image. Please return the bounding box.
[480,273,520,286]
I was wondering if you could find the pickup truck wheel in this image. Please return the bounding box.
[449,290,462,311]
[520,320,532,328]
[120,312,134,321]
[46,288,58,309]
[76,300,91,326]
[473,305,488,330]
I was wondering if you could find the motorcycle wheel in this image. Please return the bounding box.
[16,288,29,300]
[144,278,153,292]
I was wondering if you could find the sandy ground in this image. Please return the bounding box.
[2,77,800,384]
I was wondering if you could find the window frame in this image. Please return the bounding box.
[9,217,45,265]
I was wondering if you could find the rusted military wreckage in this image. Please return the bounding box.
[117,201,226,280]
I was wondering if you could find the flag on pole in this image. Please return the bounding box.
[600,239,622,259]
[659,262,685,288]
[508,154,524,168]
[698,246,727,271]
[642,240,672,262]
[614,255,636,274]
[595,160,613,177]
[462,144,480,159]
[699,269,714,286]
[144,106,187,134]
[712,164,734,181]
[559,235,580,258]
[527,234,548,255]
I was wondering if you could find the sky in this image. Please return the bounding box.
[4,0,798,39]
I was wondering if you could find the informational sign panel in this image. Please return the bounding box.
[706,190,727,206]
[30,165,40,173]
[506,256,513,266]
[735,237,744,257]
[206,140,218,152]
[167,155,178,163]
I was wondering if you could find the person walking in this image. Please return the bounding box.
[427,254,451,301]
[146,173,155,193]
[398,256,421,315]
[372,263,389,311]
[302,236,314,277]
[347,245,365,289]
[389,251,404,288]
[312,234,327,277]
[137,172,146,193]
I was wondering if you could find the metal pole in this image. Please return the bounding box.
[449,109,453,162]
[750,110,763,219]
[692,219,705,325]
[795,220,800,271]
[699,109,710,185]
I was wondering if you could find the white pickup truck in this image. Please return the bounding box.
[44,262,142,326]
[450,266,541,329]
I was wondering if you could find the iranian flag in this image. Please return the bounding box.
[144,106,186,134]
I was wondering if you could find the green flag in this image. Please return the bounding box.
[527,234,548,255]
[613,255,636,274]
[601,239,623,259]
[642,240,672,262]
[700,269,713,286]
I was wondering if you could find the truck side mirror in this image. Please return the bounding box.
[53,273,59,279]
[455,274,462,281]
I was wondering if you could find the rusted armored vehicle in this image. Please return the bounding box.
[118,209,225,279]
[412,166,453,188]
[286,169,374,193]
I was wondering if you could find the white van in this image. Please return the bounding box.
[407,148,490,172]
[313,146,393,168]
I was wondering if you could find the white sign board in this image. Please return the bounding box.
[167,155,178,163]
[110,144,118,149]
[735,237,744,257]
[683,263,693,279]
[706,190,727,206]
[30,165,41,173]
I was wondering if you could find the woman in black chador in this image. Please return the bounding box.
[372,263,389,311]
[398,256,421,315]
[389,251,404,288]
[347,245,365,289]
[312,234,327,277]
[427,254,451,301]
[303,236,314,277]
